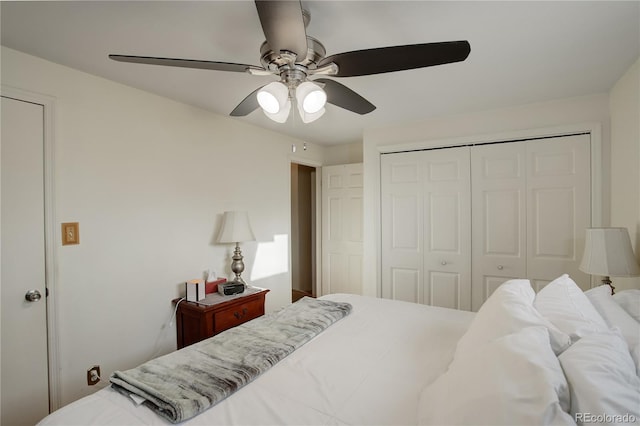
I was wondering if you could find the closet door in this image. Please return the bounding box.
[471,143,527,311]
[381,152,424,302]
[526,134,591,290]
[471,134,592,309]
[381,133,592,311]
[381,148,471,309]
[422,147,471,309]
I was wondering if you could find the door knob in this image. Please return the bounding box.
[25,290,42,302]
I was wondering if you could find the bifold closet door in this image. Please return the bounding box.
[525,134,591,291]
[471,134,591,309]
[381,148,471,309]
[471,143,527,311]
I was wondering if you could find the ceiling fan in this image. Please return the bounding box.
[110,1,471,123]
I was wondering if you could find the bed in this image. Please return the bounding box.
[38,276,640,426]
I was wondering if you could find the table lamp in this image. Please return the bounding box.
[217,211,255,285]
[579,227,640,294]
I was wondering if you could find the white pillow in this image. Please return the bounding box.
[534,274,608,342]
[585,285,640,373]
[456,279,571,356]
[419,326,574,425]
[558,329,640,423]
[613,289,640,323]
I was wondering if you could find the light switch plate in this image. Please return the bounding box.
[61,222,79,245]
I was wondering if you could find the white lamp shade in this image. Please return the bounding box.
[217,211,255,243]
[263,98,291,123]
[257,82,289,114]
[298,106,325,123]
[579,227,640,277]
[296,81,327,114]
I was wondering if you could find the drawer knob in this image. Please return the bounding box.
[234,308,248,319]
[497,265,504,270]
[441,261,447,266]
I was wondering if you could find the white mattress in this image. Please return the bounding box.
[39,294,474,425]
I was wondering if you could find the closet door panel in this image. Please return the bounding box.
[480,275,520,302]
[423,147,471,310]
[526,134,591,289]
[471,143,527,311]
[381,132,593,311]
[429,271,462,309]
[390,267,420,302]
[381,152,423,303]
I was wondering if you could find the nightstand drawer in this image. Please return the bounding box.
[174,288,269,349]
[214,298,264,333]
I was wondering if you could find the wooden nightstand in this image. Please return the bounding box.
[174,287,269,349]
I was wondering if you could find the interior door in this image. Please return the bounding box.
[470,134,592,308]
[526,134,591,290]
[1,96,50,425]
[421,148,471,309]
[380,152,423,302]
[381,148,471,309]
[471,142,527,311]
[321,163,364,295]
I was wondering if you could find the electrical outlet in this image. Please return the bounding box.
[87,365,101,386]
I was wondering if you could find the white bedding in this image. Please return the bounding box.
[39,294,474,426]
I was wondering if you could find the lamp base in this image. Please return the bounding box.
[230,242,246,284]
[601,276,614,295]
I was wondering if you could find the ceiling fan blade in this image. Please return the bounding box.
[254,0,307,60]
[315,78,376,115]
[230,86,262,117]
[109,55,264,73]
[318,41,471,77]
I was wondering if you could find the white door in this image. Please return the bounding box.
[470,135,592,309]
[471,142,527,311]
[321,163,364,295]
[422,147,471,309]
[526,134,591,290]
[1,96,50,425]
[381,148,471,309]
[380,152,423,302]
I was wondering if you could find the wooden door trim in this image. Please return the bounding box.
[1,85,60,411]
[290,158,322,299]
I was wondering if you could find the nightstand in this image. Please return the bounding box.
[174,287,269,349]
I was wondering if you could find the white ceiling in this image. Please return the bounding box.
[1,1,638,146]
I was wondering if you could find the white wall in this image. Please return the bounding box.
[1,47,327,406]
[362,94,612,297]
[323,142,363,165]
[609,57,640,290]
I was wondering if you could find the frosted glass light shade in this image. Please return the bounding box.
[298,107,325,123]
[257,82,289,114]
[263,100,291,123]
[580,227,640,277]
[217,211,255,243]
[296,81,327,114]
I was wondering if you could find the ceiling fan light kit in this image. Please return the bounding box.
[257,81,288,114]
[109,1,471,124]
[256,79,327,123]
[263,102,291,123]
[297,81,326,114]
[297,105,325,124]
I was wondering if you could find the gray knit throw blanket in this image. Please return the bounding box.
[110,297,352,423]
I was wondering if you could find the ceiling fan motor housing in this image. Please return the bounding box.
[259,35,327,85]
